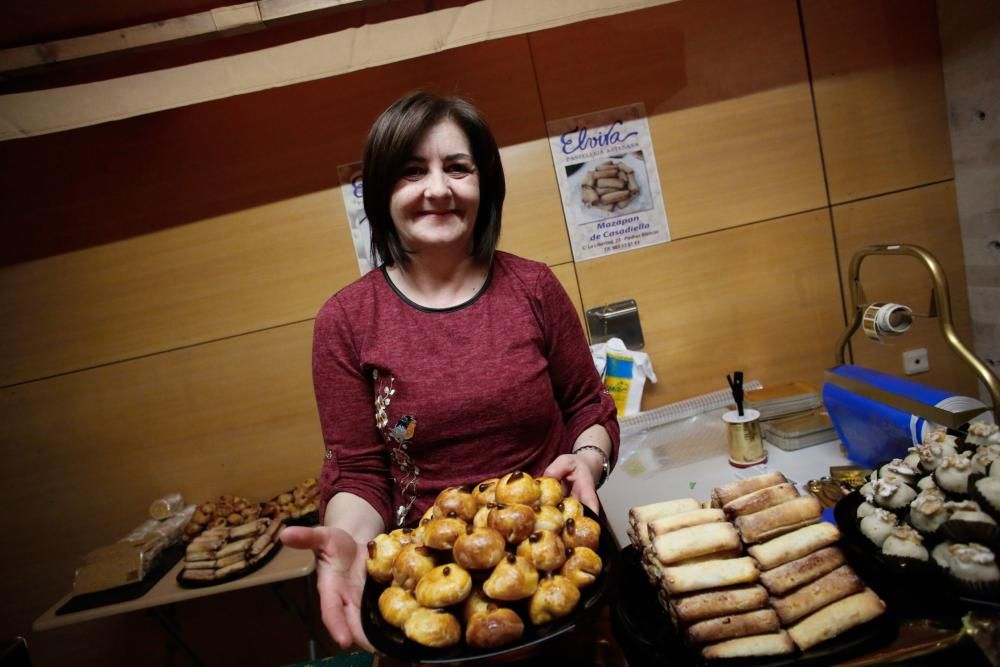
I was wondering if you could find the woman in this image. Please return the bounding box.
[281,92,619,652]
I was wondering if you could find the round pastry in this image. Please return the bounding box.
[452,526,507,571]
[558,497,585,523]
[465,607,525,649]
[914,439,956,474]
[488,503,536,544]
[879,458,920,486]
[881,524,929,572]
[903,449,923,470]
[858,481,874,499]
[529,574,581,625]
[434,486,479,523]
[415,564,473,608]
[860,508,899,548]
[870,478,917,514]
[389,527,421,548]
[378,586,421,629]
[917,475,940,491]
[422,515,468,551]
[560,546,603,588]
[562,515,601,551]
[856,497,878,520]
[931,540,954,571]
[533,504,566,533]
[967,422,1000,448]
[366,533,405,584]
[971,475,1000,521]
[392,544,438,590]
[944,543,1000,598]
[404,608,462,648]
[473,479,499,507]
[934,452,975,497]
[907,487,950,538]
[495,471,542,506]
[460,586,493,622]
[482,553,539,601]
[924,427,961,452]
[472,504,492,529]
[516,530,568,572]
[941,500,999,545]
[536,476,566,506]
[972,447,1000,476]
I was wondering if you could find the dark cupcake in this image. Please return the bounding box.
[943,543,1000,600]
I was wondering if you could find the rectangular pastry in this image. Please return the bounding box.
[647,508,726,539]
[747,522,840,571]
[670,584,769,624]
[770,565,865,625]
[758,546,845,596]
[661,556,759,595]
[651,522,741,565]
[686,608,781,644]
[734,496,822,544]
[722,483,800,519]
[629,498,702,531]
[786,588,886,651]
[700,631,796,659]
[711,472,788,508]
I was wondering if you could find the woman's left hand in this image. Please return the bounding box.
[543,453,600,514]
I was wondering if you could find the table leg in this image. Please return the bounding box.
[148,605,206,667]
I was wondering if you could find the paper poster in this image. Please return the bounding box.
[337,162,378,275]
[547,103,670,261]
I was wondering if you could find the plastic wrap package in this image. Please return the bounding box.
[591,337,656,416]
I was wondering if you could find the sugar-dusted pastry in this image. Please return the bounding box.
[700,631,796,659]
[669,584,769,624]
[686,608,780,644]
[722,483,799,519]
[747,522,841,571]
[711,472,788,508]
[378,586,421,629]
[528,574,581,625]
[769,565,865,625]
[488,503,537,544]
[758,546,845,596]
[786,588,886,651]
[404,608,462,648]
[734,496,823,544]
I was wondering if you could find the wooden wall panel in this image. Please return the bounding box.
[802,0,954,203]
[832,182,979,396]
[551,262,585,328]
[529,0,826,238]
[0,321,320,626]
[575,211,845,408]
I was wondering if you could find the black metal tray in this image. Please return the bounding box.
[176,539,282,588]
[610,544,897,667]
[361,506,617,665]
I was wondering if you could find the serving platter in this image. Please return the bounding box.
[610,544,897,667]
[176,540,282,589]
[361,507,617,665]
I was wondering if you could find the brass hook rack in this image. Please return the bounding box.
[833,244,999,422]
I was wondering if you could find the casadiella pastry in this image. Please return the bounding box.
[747,522,840,571]
[786,588,886,651]
[769,565,865,625]
[712,472,788,508]
[734,496,822,544]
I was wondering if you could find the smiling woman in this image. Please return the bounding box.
[278,91,620,653]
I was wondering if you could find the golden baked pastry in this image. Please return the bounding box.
[536,476,566,506]
[422,516,468,551]
[560,546,603,588]
[562,515,601,551]
[558,497,585,523]
[366,533,404,584]
[378,586,421,629]
[434,486,479,523]
[533,505,566,533]
[482,553,539,601]
[495,471,542,506]
[453,526,507,571]
[528,574,581,625]
[415,564,473,608]
[392,544,437,590]
[474,479,499,506]
[460,586,493,623]
[404,608,462,648]
[472,504,493,529]
[488,503,536,544]
[515,530,567,572]
[466,607,525,649]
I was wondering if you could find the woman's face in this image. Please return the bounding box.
[389,119,480,258]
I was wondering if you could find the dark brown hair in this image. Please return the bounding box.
[362,92,505,266]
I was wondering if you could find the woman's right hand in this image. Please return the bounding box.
[280,524,373,652]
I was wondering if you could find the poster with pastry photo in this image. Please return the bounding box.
[337,161,379,275]
[547,103,670,261]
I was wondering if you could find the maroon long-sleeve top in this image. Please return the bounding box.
[313,251,620,529]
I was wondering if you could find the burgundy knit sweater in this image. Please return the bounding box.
[313,251,620,529]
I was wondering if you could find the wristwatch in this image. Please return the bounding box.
[573,445,611,489]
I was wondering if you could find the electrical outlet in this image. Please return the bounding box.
[903,348,929,375]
